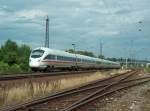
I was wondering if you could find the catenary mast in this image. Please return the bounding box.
[45,16,49,48]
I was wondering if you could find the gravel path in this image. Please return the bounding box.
[96,73,150,111]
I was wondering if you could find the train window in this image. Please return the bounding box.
[77,58,81,62]
[57,56,66,61]
[44,55,56,60]
[82,59,89,63]
[69,57,74,61]
[57,56,76,62]
[66,57,71,61]
[31,50,44,58]
[63,56,69,61]
[83,59,87,63]
[57,56,62,60]
[82,59,85,62]
[63,57,67,60]
[69,57,75,61]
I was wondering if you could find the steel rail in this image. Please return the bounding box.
[63,78,150,111]
[0,71,135,111]
[0,70,98,81]
[63,71,136,111]
[63,74,149,111]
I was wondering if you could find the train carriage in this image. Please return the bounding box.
[29,47,120,71]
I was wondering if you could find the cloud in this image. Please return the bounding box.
[16,9,47,20]
[0,0,150,59]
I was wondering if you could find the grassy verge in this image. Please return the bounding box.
[144,67,150,73]
[0,69,125,106]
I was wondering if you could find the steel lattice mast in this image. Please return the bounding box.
[45,16,49,48]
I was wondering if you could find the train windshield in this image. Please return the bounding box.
[31,49,44,58]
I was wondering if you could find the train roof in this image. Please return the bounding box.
[33,47,120,65]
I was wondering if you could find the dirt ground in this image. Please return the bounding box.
[96,73,150,111]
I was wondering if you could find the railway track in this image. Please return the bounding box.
[1,70,149,111]
[0,70,99,81]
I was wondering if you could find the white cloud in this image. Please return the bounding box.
[0,0,150,58]
[0,11,5,16]
[16,9,47,19]
[86,30,120,37]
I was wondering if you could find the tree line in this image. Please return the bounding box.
[66,49,149,67]
[0,40,147,74]
[66,49,105,59]
[0,40,31,74]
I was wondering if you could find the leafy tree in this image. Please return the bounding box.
[18,45,31,64]
[76,51,95,57]
[66,49,95,57]
[0,40,19,65]
[3,52,18,65]
[0,61,9,73]
[98,55,105,59]
[0,39,31,73]
[18,45,31,71]
[9,64,22,73]
[0,48,2,61]
[66,49,74,53]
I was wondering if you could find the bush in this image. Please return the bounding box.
[0,61,9,73]
[20,63,30,72]
[9,64,22,73]
[0,40,31,74]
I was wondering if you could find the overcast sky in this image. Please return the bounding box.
[0,0,150,59]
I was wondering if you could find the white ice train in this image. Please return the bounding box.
[29,47,120,71]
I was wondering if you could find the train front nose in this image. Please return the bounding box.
[29,58,41,68]
[29,49,47,71]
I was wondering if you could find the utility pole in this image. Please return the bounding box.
[72,44,78,69]
[126,58,128,69]
[99,40,103,58]
[45,16,49,48]
[130,40,134,67]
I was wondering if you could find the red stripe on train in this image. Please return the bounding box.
[42,60,77,64]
